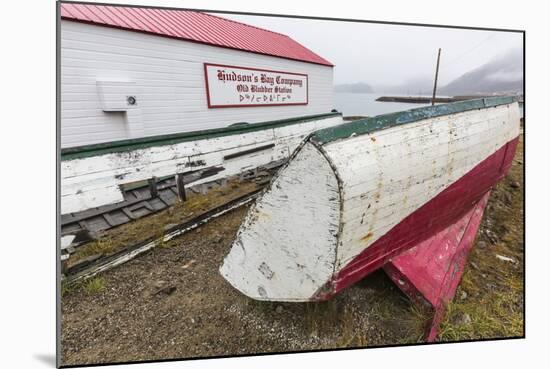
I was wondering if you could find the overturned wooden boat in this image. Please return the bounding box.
[220,96,521,303]
[60,113,342,215]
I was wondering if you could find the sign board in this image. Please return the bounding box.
[204,63,308,108]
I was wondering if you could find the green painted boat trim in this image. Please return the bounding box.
[61,112,342,161]
[311,96,518,145]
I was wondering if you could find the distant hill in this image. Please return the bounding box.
[334,48,523,96]
[334,82,374,93]
[440,48,523,96]
[373,77,433,95]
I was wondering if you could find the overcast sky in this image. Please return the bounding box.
[222,13,523,87]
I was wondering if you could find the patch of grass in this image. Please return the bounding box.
[336,305,369,347]
[67,179,260,268]
[73,238,116,260]
[62,276,107,297]
[434,263,523,342]
[181,193,214,213]
[303,300,339,337]
[61,280,75,297]
[437,247,523,341]
[439,290,523,341]
[155,233,168,248]
[406,304,433,342]
[83,276,106,294]
[369,297,430,344]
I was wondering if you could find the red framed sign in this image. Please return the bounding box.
[204,63,308,108]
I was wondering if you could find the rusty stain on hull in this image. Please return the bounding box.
[361,232,374,242]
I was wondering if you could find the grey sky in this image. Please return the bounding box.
[222,13,523,87]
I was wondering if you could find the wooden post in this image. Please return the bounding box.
[176,173,187,202]
[431,48,442,106]
[148,176,158,198]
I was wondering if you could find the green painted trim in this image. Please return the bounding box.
[61,112,342,161]
[311,96,518,145]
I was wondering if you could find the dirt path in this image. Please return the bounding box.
[61,135,524,366]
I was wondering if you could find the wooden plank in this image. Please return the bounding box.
[121,207,136,220]
[223,143,275,160]
[148,177,158,198]
[175,173,186,202]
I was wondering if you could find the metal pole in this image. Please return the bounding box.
[432,48,441,106]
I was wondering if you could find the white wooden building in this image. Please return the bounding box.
[60,3,335,148]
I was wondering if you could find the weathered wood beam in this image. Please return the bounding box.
[176,173,186,202]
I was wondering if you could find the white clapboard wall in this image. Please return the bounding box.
[61,20,335,148]
[61,114,343,214]
[220,101,521,301]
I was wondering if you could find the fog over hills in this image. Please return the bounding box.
[334,82,374,93]
[335,48,523,96]
[439,48,523,95]
[372,77,434,95]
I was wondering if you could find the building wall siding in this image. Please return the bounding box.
[61,20,335,148]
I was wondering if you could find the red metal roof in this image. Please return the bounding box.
[61,3,333,67]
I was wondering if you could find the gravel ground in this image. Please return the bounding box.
[61,135,524,366]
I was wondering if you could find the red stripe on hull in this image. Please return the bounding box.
[315,136,519,300]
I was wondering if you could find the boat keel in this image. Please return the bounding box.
[383,191,491,342]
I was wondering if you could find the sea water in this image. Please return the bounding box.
[334,92,433,117]
[334,92,524,119]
